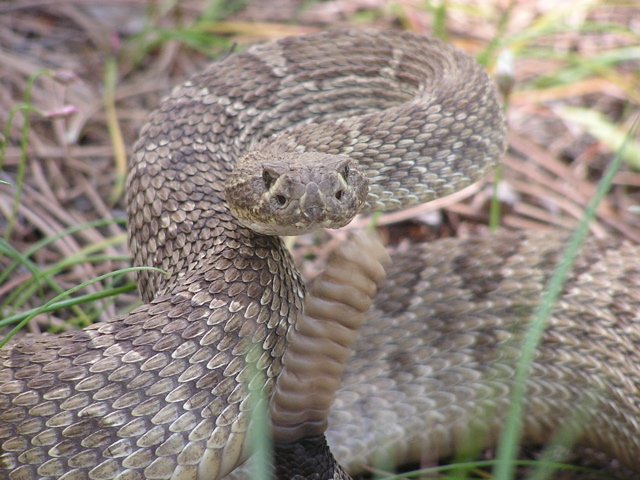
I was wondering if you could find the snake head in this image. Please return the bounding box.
[225,150,368,236]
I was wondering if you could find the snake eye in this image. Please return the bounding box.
[276,195,287,206]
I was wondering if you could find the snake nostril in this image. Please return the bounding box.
[276,195,287,206]
[335,190,343,200]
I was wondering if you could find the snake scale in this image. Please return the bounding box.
[1,30,639,479]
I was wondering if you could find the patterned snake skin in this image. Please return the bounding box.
[1,30,638,479]
[323,231,640,476]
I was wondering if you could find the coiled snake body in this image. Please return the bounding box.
[1,30,639,479]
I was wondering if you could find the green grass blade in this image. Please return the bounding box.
[0,266,163,348]
[0,283,136,329]
[0,223,127,323]
[5,253,129,322]
[0,237,79,320]
[0,217,124,274]
[0,217,126,287]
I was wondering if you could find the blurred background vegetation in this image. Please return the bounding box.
[0,1,638,478]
